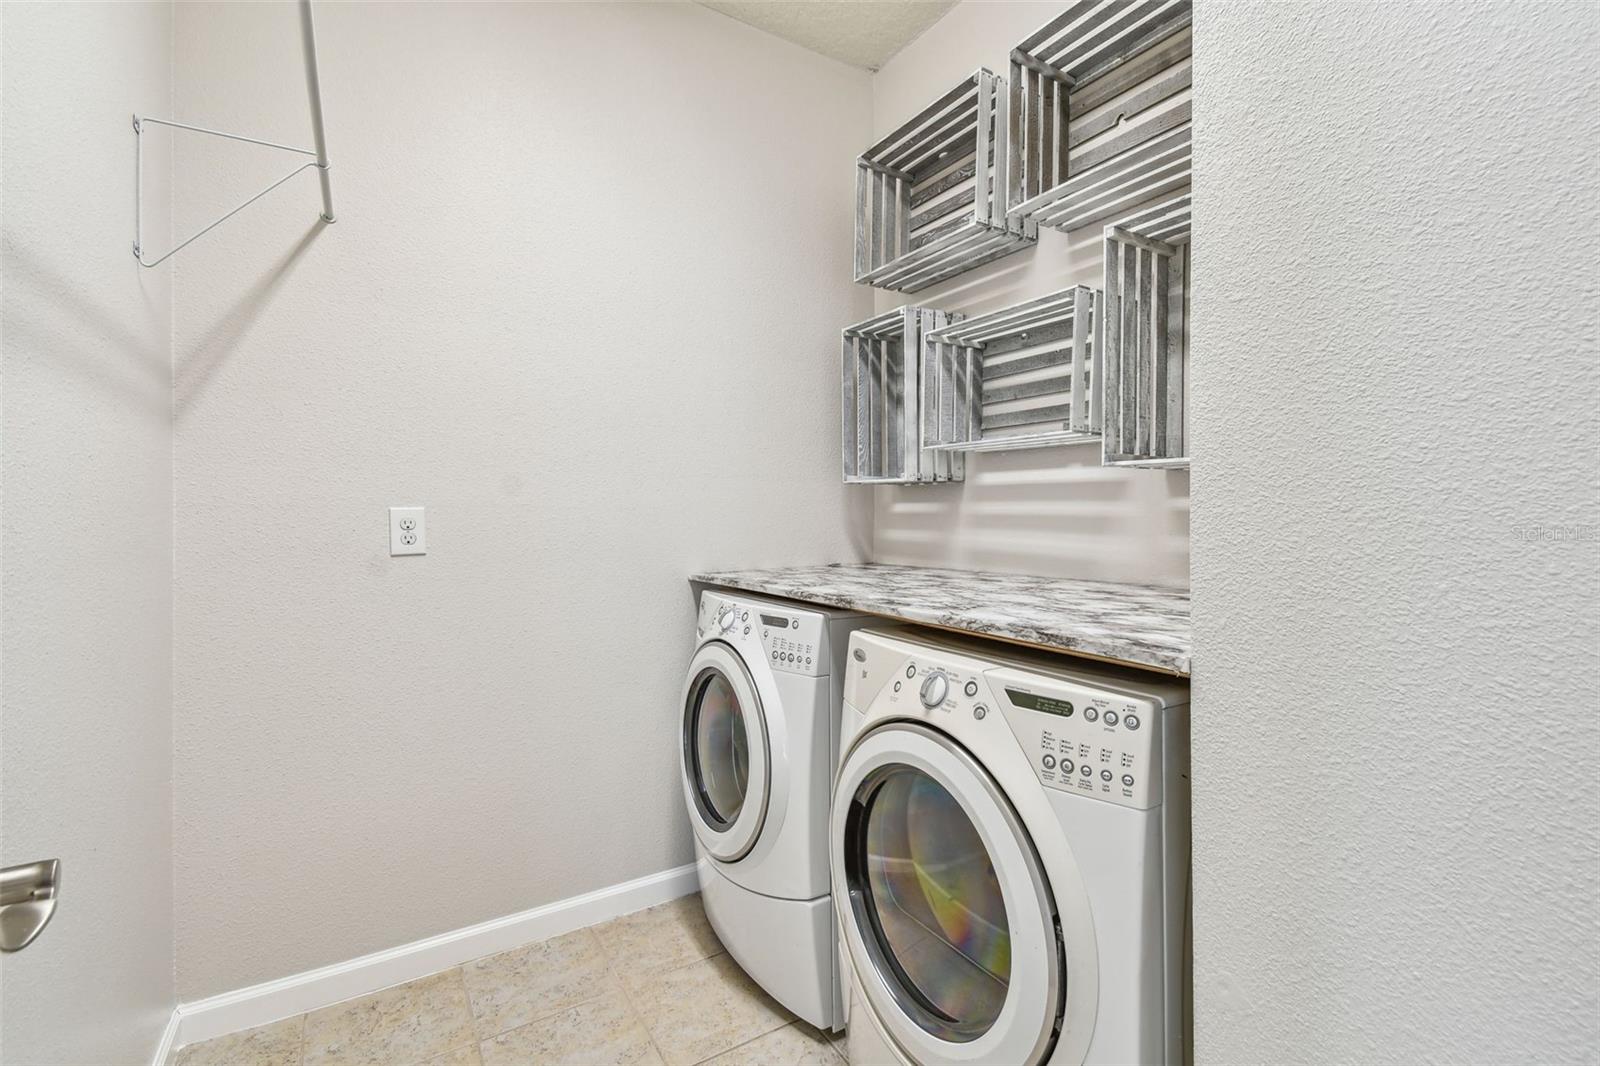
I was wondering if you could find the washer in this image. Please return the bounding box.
[680,589,871,1030]
[832,627,1191,1065]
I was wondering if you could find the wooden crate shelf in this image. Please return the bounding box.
[1102,196,1190,468]
[1008,0,1192,234]
[920,286,1104,453]
[855,69,1036,294]
[842,306,964,484]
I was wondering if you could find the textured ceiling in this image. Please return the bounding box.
[697,1,960,71]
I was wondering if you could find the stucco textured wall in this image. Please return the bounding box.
[0,3,176,1062]
[868,1,1189,589]
[1190,3,1599,1062]
[170,1,871,998]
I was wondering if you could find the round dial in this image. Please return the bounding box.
[716,605,738,632]
[918,671,950,709]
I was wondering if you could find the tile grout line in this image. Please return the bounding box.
[591,920,673,1066]
[686,1021,792,1066]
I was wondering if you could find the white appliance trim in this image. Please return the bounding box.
[158,862,698,1057]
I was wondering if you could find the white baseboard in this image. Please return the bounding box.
[165,862,699,1053]
[150,1008,181,1066]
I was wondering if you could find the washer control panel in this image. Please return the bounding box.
[696,593,825,676]
[843,628,1180,811]
[989,666,1160,809]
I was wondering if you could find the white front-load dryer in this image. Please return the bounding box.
[680,589,870,1031]
[832,627,1191,1066]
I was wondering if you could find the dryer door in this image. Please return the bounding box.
[831,722,1072,1066]
[681,641,770,862]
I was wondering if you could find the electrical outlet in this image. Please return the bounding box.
[389,506,426,556]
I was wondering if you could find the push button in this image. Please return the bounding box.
[1100,769,1113,782]
[1124,714,1141,731]
[964,680,979,697]
[1122,774,1135,787]
[1061,758,1074,775]
[1079,764,1093,777]
[1083,708,1099,723]
[905,664,916,678]
[1041,754,1057,770]
[1103,711,1119,727]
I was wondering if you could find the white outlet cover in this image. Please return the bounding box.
[389,506,426,556]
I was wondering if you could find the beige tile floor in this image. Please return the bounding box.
[172,895,848,1066]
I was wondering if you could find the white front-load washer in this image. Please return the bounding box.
[679,589,871,1031]
[832,627,1191,1066]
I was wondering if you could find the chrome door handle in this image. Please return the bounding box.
[0,859,60,952]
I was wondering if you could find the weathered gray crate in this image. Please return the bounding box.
[1102,196,1189,468]
[921,287,1103,453]
[1008,0,1192,233]
[842,307,964,484]
[855,69,1036,294]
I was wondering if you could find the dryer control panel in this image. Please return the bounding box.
[989,667,1163,810]
[696,592,827,676]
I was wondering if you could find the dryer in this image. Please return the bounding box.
[680,589,871,1030]
[832,627,1191,1065]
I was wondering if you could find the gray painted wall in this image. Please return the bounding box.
[170,0,873,998]
[0,3,176,1062]
[1189,2,1599,1062]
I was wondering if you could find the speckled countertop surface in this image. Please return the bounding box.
[692,563,1190,676]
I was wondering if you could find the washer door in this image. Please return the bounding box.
[680,642,770,862]
[832,722,1067,1066]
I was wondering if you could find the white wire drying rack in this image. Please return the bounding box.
[133,0,335,268]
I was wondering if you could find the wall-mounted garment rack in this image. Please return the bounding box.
[133,0,334,268]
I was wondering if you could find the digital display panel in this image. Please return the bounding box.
[1007,689,1074,717]
[760,614,791,629]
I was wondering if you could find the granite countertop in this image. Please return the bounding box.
[692,563,1191,676]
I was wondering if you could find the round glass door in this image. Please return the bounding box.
[679,641,770,862]
[687,668,750,827]
[832,722,1073,1066]
[848,765,1011,1042]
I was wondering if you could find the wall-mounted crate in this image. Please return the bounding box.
[842,307,964,484]
[920,286,1103,453]
[1102,196,1189,468]
[1008,0,1192,233]
[855,69,1036,293]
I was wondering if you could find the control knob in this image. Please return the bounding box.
[716,605,738,633]
[919,671,950,709]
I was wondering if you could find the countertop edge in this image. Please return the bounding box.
[690,571,1191,678]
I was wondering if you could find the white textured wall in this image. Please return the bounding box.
[171,1,871,997]
[868,1,1189,589]
[1190,3,1600,1063]
[0,3,176,1062]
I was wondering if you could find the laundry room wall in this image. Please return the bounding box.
[0,3,176,1062]
[865,1,1190,588]
[1189,3,1599,1063]
[170,1,871,998]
